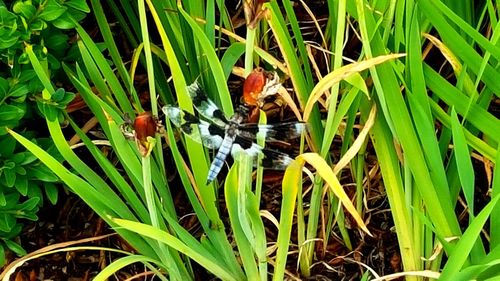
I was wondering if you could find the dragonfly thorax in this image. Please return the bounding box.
[224,122,240,139]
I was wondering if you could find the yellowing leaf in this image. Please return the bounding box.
[291,153,372,236]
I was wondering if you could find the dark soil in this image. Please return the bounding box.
[3,195,151,280]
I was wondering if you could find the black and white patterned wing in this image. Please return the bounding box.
[232,136,295,170]
[162,105,224,149]
[186,82,228,127]
[163,103,298,183]
[237,121,307,143]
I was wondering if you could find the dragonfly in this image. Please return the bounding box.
[162,81,307,184]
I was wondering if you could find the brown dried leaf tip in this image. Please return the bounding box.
[244,0,270,29]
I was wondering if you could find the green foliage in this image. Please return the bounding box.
[4,0,499,280]
[0,0,88,266]
[36,87,76,122]
[0,134,62,265]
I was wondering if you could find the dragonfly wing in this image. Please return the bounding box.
[237,121,308,142]
[163,105,224,149]
[233,135,294,170]
[187,82,228,127]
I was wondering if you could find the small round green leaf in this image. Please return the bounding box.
[43,31,69,52]
[14,175,28,195]
[51,12,76,29]
[0,7,18,26]
[44,182,58,205]
[18,69,37,83]
[17,52,30,64]
[4,240,26,256]
[59,92,75,105]
[0,192,5,206]
[37,0,66,21]
[14,166,26,175]
[0,35,19,50]
[65,0,90,12]
[9,84,29,98]
[28,165,58,182]
[3,169,16,187]
[27,183,43,206]
[19,152,37,165]
[3,161,15,169]
[30,19,48,31]
[12,152,25,163]
[18,197,40,211]
[0,213,15,232]
[52,88,65,102]
[0,77,8,100]
[0,135,16,157]
[0,244,5,266]
[13,2,36,19]
[0,104,24,121]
